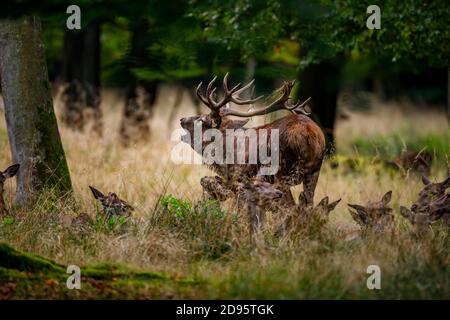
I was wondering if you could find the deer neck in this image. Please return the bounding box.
[0,184,7,216]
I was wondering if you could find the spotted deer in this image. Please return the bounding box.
[400,175,450,232]
[200,176,234,201]
[280,193,341,235]
[89,186,134,221]
[180,73,325,207]
[238,180,283,241]
[0,164,19,217]
[347,191,394,233]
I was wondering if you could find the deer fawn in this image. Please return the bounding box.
[347,191,394,233]
[400,175,450,232]
[200,176,234,201]
[89,186,134,221]
[180,73,325,207]
[385,150,432,176]
[279,193,341,235]
[0,164,20,217]
[238,180,283,241]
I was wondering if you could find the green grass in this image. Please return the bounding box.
[352,130,449,162]
[0,95,449,299]
[0,243,204,299]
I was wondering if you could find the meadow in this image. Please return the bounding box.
[0,87,449,299]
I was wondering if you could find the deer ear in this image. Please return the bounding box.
[2,164,20,178]
[317,196,329,207]
[348,208,366,226]
[381,191,392,205]
[348,203,366,212]
[327,198,341,211]
[421,175,431,186]
[89,186,105,200]
[227,119,250,129]
[441,176,450,189]
[298,192,308,206]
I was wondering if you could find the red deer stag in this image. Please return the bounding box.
[180,73,325,206]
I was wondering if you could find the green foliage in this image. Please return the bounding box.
[161,194,192,218]
[92,209,129,233]
[189,0,450,68]
[1,216,14,226]
[158,195,240,259]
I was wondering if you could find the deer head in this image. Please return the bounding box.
[411,175,450,213]
[311,196,341,226]
[0,164,20,216]
[179,73,311,144]
[400,175,450,230]
[239,180,284,208]
[347,191,394,232]
[200,176,234,201]
[89,186,134,220]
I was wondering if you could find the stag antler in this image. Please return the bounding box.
[196,74,311,118]
[195,73,263,112]
[222,80,311,117]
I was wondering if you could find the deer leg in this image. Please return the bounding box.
[278,185,295,207]
[302,169,320,205]
[248,203,265,243]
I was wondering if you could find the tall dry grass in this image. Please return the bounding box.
[0,88,448,298]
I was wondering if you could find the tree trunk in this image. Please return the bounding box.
[120,82,157,146]
[447,69,450,122]
[296,60,341,153]
[119,20,158,146]
[0,16,72,206]
[61,21,102,135]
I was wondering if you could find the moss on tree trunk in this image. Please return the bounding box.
[0,16,72,206]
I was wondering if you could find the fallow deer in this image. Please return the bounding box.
[347,191,394,233]
[180,73,325,207]
[0,164,19,217]
[89,186,134,221]
[400,175,450,232]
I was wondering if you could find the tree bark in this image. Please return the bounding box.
[296,60,341,153]
[447,69,450,122]
[119,20,158,146]
[61,21,102,135]
[0,16,72,206]
[120,82,157,146]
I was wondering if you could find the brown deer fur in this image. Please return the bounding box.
[347,191,394,233]
[400,175,450,231]
[0,164,19,217]
[180,75,325,206]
